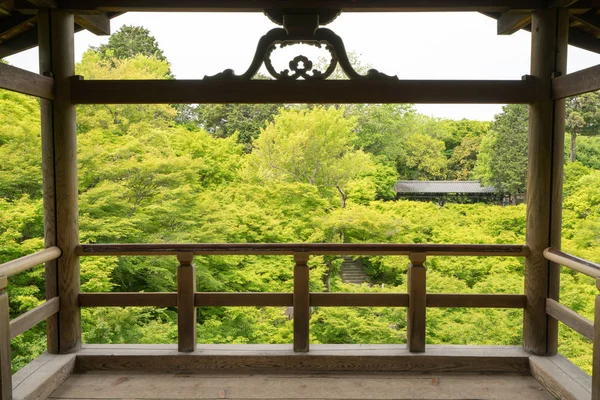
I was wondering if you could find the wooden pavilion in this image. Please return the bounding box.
[0,1,600,399]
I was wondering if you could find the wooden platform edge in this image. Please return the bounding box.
[530,355,592,400]
[73,344,531,374]
[11,353,75,400]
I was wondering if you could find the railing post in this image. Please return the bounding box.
[407,253,426,353]
[593,279,600,400]
[177,253,196,352]
[293,252,310,353]
[0,276,12,400]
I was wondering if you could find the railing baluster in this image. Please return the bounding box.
[293,252,310,353]
[407,253,427,353]
[177,253,196,352]
[593,279,600,400]
[0,276,12,400]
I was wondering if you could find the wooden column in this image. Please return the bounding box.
[50,9,80,354]
[524,8,569,356]
[0,277,11,400]
[593,280,600,400]
[37,8,59,355]
[407,253,426,353]
[293,253,310,353]
[177,253,196,352]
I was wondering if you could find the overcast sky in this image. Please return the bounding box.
[7,11,600,120]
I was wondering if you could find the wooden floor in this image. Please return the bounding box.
[49,371,555,400]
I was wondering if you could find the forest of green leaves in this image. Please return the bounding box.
[1,26,599,374]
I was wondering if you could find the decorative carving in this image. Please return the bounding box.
[204,14,397,81]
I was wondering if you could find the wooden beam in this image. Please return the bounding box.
[77,243,530,257]
[545,298,594,340]
[524,8,569,357]
[0,13,36,38]
[497,11,532,35]
[9,297,60,340]
[530,355,592,400]
[0,247,61,278]
[11,353,75,400]
[0,62,53,99]
[548,0,582,6]
[38,8,59,354]
[57,0,544,12]
[51,9,81,354]
[79,292,178,307]
[0,290,11,400]
[195,293,292,307]
[74,13,110,35]
[427,294,526,308]
[311,293,409,307]
[177,253,196,353]
[75,344,532,374]
[70,79,540,105]
[293,253,310,353]
[552,63,600,99]
[593,292,600,400]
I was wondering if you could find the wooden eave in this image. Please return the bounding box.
[0,1,599,58]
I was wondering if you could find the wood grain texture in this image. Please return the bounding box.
[74,13,110,35]
[51,9,81,354]
[0,247,61,278]
[73,344,532,374]
[38,8,59,355]
[593,295,600,400]
[0,292,11,400]
[407,254,426,353]
[544,248,600,279]
[293,253,310,353]
[426,294,526,308]
[530,355,591,400]
[177,253,196,352]
[58,0,545,12]
[545,298,593,340]
[311,293,409,307]
[553,63,600,99]
[547,8,569,357]
[48,371,554,399]
[525,8,563,356]
[11,353,75,400]
[77,243,529,257]
[10,297,60,340]
[0,62,53,99]
[195,293,292,307]
[70,79,540,105]
[0,277,6,292]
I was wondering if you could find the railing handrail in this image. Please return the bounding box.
[544,248,600,279]
[77,243,529,257]
[0,247,62,279]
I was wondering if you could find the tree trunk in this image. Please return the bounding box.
[511,195,517,206]
[570,131,577,162]
[324,259,332,292]
[336,185,347,209]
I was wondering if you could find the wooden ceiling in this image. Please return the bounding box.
[0,0,599,58]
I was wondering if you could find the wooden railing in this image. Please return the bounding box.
[543,248,600,400]
[0,247,62,400]
[77,243,529,353]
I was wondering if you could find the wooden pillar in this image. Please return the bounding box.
[177,253,196,352]
[524,8,569,356]
[0,277,12,400]
[407,253,426,353]
[593,280,600,400]
[293,253,310,353]
[50,10,81,354]
[37,8,59,355]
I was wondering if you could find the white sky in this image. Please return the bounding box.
[7,11,600,120]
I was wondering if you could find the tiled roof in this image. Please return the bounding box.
[395,180,497,194]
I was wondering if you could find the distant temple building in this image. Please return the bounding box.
[395,180,502,204]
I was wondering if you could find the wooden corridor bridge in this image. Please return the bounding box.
[0,1,600,399]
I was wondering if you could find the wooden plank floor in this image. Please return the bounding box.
[49,371,555,399]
